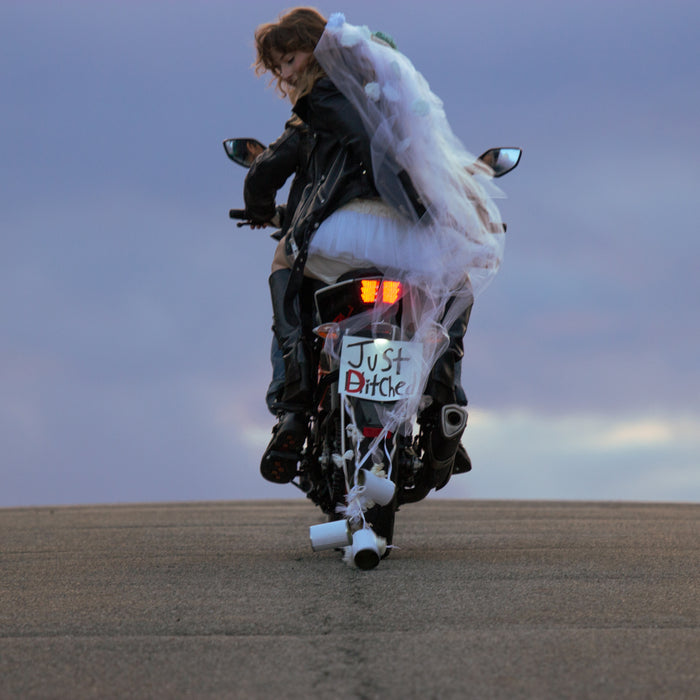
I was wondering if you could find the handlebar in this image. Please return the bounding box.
[229,208,283,230]
[229,208,253,227]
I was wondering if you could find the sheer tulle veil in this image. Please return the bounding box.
[313,13,508,441]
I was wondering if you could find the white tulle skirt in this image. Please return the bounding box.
[307,196,478,451]
[299,13,509,472]
[306,197,480,291]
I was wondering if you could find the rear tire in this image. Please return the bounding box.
[364,501,396,557]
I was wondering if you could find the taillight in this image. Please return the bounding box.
[382,280,402,304]
[360,279,402,305]
[360,279,380,304]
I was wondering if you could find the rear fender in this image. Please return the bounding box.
[348,398,395,434]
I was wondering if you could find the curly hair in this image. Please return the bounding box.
[253,7,327,101]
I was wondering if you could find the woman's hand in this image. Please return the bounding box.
[251,210,282,230]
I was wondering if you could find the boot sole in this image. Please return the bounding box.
[260,451,299,483]
[260,427,306,483]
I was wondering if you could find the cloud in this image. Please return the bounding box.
[440,408,700,502]
[206,397,700,505]
[2,0,699,508]
[592,420,676,450]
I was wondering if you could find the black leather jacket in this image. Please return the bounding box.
[244,78,378,250]
[243,120,313,239]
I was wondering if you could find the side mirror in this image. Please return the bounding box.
[223,138,267,168]
[478,147,522,178]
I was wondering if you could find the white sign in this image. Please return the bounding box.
[339,335,424,402]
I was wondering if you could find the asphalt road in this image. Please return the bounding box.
[1,500,698,699]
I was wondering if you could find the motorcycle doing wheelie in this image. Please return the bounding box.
[225,137,521,569]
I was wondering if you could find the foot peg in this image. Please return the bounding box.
[453,442,472,474]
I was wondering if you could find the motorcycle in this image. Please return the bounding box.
[224,137,521,569]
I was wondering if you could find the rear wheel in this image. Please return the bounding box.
[359,434,399,557]
[364,501,396,558]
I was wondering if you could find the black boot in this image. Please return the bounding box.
[424,298,472,408]
[260,270,313,483]
[269,269,315,407]
[261,411,308,483]
[420,298,473,489]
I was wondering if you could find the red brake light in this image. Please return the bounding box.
[382,280,402,304]
[360,279,402,305]
[360,279,380,304]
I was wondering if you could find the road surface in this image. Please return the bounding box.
[1,500,698,698]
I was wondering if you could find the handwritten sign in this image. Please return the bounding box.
[339,335,424,402]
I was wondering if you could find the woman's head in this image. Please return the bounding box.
[254,7,327,101]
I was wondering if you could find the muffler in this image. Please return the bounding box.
[424,404,468,489]
[441,404,468,440]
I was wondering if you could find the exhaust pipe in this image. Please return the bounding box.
[424,404,468,490]
[441,405,468,440]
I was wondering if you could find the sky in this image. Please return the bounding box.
[2,0,699,507]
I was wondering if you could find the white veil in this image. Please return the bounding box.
[314,13,506,297]
[313,14,508,483]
